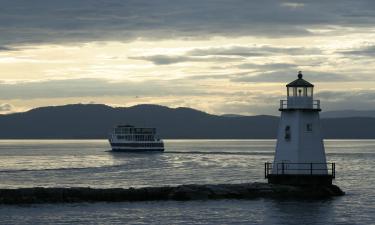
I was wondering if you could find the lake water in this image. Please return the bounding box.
[0,139,373,224]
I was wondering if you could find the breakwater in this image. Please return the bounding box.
[0,183,344,204]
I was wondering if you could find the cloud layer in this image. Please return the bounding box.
[1,0,375,115]
[1,0,375,46]
[0,78,220,99]
[131,45,323,65]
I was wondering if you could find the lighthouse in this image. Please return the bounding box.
[265,72,335,185]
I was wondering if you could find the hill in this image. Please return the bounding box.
[0,104,374,139]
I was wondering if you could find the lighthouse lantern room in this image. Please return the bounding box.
[265,72,335,185]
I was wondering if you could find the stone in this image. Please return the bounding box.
[0,183,345,204]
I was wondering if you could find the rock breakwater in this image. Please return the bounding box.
[0,183,345,204]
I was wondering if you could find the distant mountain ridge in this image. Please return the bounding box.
[321,110,375,118]
[0,104,375,139]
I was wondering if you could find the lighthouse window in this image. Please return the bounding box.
[306,123,313,132]
[297,87,304,96]
[307,87,313,97]
[284,126,291,141]
[287,87,295,97]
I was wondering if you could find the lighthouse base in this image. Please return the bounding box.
[267,174,333,186]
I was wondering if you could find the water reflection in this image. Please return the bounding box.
[263,199,335,225]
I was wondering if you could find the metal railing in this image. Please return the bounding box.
[279,99,320,110]
[265,162,335,178]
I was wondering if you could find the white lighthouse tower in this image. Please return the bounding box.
[265,72,335,185]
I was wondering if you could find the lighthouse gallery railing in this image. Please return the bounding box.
[264,162,335,178]
[279,99,320,110]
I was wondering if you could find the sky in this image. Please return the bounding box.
[1,0,375,115]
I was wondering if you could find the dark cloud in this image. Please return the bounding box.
[315,89,375,111]
[129,55,193,65]
[129,55,243,65]
[184,72,249,80]
[0,78,226,99]
[236,63,297,70]
[0,46,16,51]
[130,46,322,64]
[188,47,267,57]
[1,0,375,46]
[232,70,356,83]
[340,45,375,56]
[316,90,375,101]
[188,46,322,57]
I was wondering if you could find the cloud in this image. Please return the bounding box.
[316,90,375,101]
[236,63,297,70]
[184,72,249,80]
[209,90,286,115]
[188,46,322,57]
[1,78,375,115]
[129,55,192,65]
[1,0,375,46]
[129,55,243,65]
[0,103,14,112]
[232,70,356,83]
[0,46,16,51]
[129,45,322,64]
[315,89,375,111]
[340,45,375,56]
[0,78,227,99]
[214,89,375,115]
[188,47,267,57]
[281,2,305,9]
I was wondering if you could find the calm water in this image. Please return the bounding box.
[0,139,373,224]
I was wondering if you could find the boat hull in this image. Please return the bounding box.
[111,148,165,152]
[109,142,164,152]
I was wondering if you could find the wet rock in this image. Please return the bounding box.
[0,183,345,204]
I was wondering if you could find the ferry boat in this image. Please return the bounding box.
[108,125,164,152]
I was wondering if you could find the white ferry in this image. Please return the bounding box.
[109,125,164,152]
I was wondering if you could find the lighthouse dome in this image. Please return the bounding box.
[286,71,314,87]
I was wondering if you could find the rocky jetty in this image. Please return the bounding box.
[0,183,345,204]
